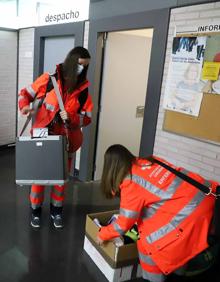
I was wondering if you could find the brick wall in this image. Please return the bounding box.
[17,28,34,136]
[0,30,17,145]
[154,2,220,182]
[84,21,90,48]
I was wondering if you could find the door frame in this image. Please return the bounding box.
[79,9,170,181]
[33,21,85,174]
[33,21,84,79]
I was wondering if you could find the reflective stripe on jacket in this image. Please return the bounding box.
[18,65,93,152]
[98,157,217,274]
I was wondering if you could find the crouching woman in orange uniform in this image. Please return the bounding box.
[19,47,93,229]
[97,144,218,282]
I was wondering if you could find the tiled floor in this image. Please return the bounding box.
[0,147,219,282]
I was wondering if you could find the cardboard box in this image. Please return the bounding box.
[84,236,142,282]
[85,210,139,268]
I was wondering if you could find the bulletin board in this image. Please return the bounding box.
[163,32,220,144]
[163,93,220,143]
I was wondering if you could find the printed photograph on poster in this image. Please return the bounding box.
[163,36,207,116]
[202,34,220,94]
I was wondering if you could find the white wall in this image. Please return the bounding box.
[0,30,17,145]
[17,28,34,136]
[154,2,220,182]
[0,1,17,28]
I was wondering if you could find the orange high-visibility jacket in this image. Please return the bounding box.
[18,65,93,153]
[98,157,218,274]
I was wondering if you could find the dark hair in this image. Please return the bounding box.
[62,46,91,92]
[101,144,136,199]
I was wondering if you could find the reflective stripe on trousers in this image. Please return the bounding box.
[30,158,72,209]
[30,185,44,209]
[30,185,65,209]
[50,185,65,207]
[137,240,166,282]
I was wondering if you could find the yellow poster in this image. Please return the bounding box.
[202,61,220,80]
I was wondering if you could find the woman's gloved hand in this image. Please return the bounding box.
[96,235,105,246]
[20,105,33,115]
[59,110,69,122]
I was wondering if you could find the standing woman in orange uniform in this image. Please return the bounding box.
[18,47,93,229]
[97,144,218,282]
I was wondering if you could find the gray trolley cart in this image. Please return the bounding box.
[16,135,68,186]
[16,74,69,186]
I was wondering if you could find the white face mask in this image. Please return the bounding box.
[76,64,84,75]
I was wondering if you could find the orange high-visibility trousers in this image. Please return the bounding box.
[30,158,72,209]
[137,239,166,282]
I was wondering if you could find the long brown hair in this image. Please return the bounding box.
[62,46,91,92]
[101,144,136,199]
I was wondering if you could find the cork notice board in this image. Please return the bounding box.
[163,31,220,144]
[163,93,220,143]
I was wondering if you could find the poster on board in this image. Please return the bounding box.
[201,34,220,94]
[163,36,207,116]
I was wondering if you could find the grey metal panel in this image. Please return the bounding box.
[177,0,214,5]
[33,21,84,79]
[89,0,176,19]
[89,0,216,20]
[79,9,170,181]
[15,30,19,138]
[43,36,75,73]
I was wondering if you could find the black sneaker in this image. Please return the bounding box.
[31,215,41,228]
[51,214,64,229]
